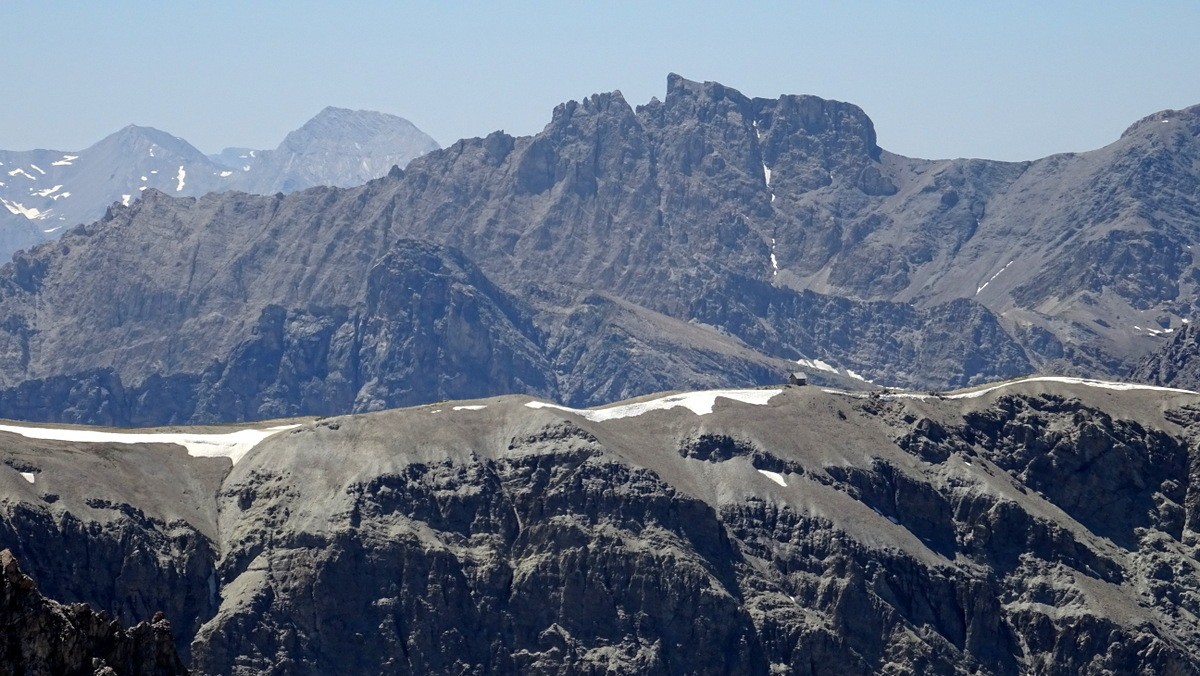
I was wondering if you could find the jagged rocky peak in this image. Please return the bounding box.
[646,73,893,194]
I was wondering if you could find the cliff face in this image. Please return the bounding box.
[1,378,1199,673]
[0,549,188,676]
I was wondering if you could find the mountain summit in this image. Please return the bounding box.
[211,107,439,193]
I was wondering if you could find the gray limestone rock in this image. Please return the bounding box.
[1,379,1199,673]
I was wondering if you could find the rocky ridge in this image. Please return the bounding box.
[1,377,1199,673]
[0,548,188,675]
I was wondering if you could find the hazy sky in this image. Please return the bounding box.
[4,1,1199,161]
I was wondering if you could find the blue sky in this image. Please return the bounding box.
[4,1,1199,161]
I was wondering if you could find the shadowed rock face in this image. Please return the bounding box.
[1,380,1199,674]
[0,549,188,676]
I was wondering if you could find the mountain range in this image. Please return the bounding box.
[0,107,438,262]
[0,75,1193,425]
[1,74,1200,675]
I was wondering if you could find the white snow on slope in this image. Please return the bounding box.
[939,376,1198,399]
[51,155,78,166]
[976,260,1014,295]
[796,358,837,374]
[763,164,772,186]
[33,185,63,198]
[219,170,233,177]
[121,194,131,206]
[7,168,35,180]
[0,423,299,465]
[19,472,34,484]
[0,198,46,220]
[824,376,1198,401]
[29,164,45,175]
[452,405,487,411]
[175,166,186,191]
[526,388,782,422]
[758,469,787,487]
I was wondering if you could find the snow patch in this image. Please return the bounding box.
[33,185,63,198]
[758,469,787,487]
[219,170,233,177]
[19,472,34,484]
[1,198,47,220]
[452,405,487,411]
[0,423,299,465]
[175,166,186,191]
[796,358,837,374]
[526,388,782,422]
[29,164,45,175]
[976,260,1014,295]
[763,164,772,186]
[822,376,1200,402]
[7,168,35,180]
[121,194,131,206]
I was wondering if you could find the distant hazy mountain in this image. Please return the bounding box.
[0,109,438,261]
[209,107,440,193]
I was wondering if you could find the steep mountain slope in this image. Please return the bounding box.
[371,76,1200,377]
[0,109,438,263]
[1,378,1198,673]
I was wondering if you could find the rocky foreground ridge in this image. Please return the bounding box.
[1,377,1200,674]
[0,548,187,675]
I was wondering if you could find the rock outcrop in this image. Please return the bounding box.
[0,549,188,675]
[1131,321,1200,390]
